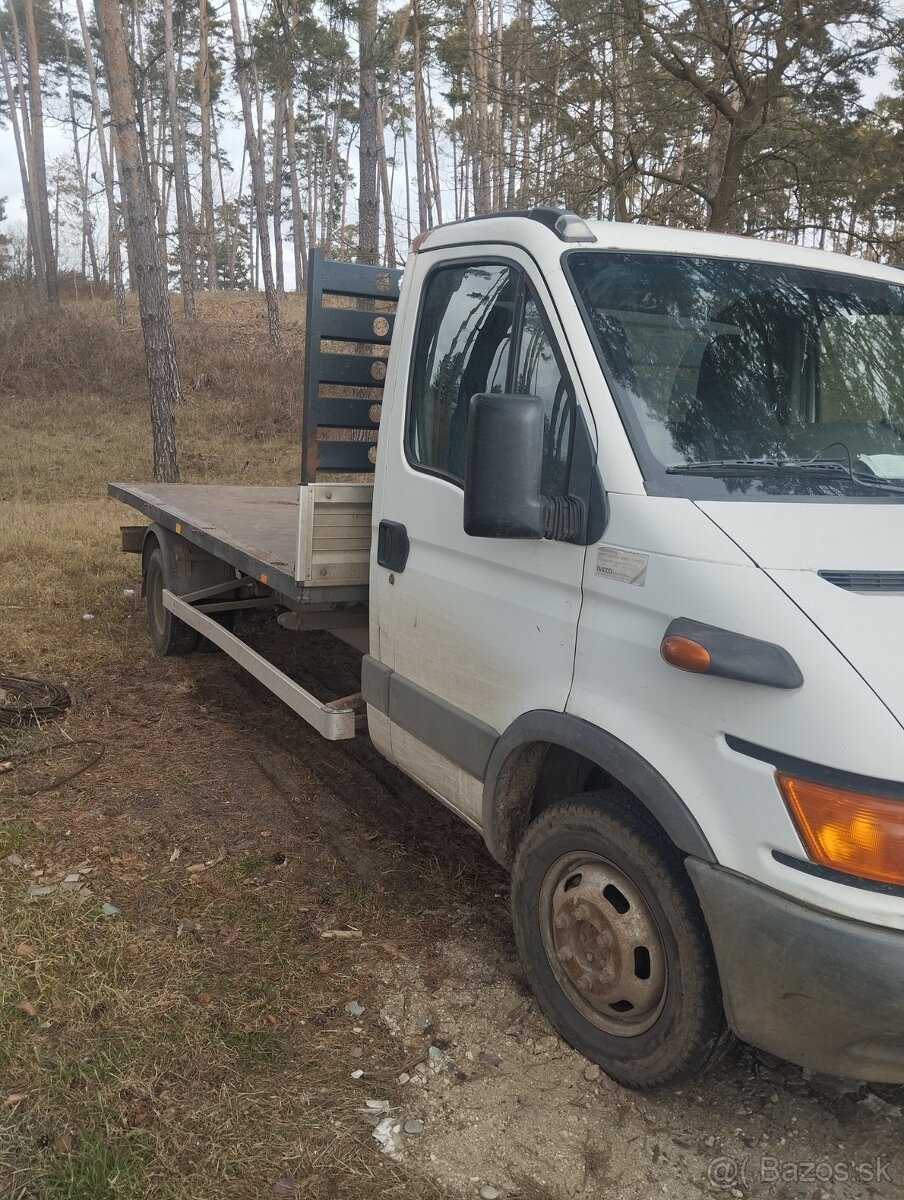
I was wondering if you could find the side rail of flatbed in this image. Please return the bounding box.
[162,591,361,739]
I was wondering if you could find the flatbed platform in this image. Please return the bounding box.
[109,480,374,604]
[109,482,303,599]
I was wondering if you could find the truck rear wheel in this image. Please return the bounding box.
[145,546,199,656]
[511,793,731,1088]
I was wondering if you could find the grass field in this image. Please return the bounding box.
[0,290,465,1199]
[1,290,304,678]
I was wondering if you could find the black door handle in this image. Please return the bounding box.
[377,520,410,572]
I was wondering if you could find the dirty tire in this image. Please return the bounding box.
[145,547,199,656]
[511,793,731,1089]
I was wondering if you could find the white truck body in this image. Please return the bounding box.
[112,210,904,1088]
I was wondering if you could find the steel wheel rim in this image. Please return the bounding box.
[539,851,668,1037]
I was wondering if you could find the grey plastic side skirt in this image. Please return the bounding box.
[361,655,498,779]
[164,591,359,740]
[481,710,715,864]
[362,662,713,866]
[361,655,392,715]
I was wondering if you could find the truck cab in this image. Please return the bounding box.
[113,210,904,1088]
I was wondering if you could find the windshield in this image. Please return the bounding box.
[567,250,904,498]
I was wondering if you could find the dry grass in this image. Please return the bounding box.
[0,293,302,676]
[0,288,306,426]
[0,292,462,1199]
[0,788,448,1199]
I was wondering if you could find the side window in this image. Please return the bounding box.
[515,292,574,494]
[409,263,516,480]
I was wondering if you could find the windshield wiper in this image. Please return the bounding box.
[666,458,904,493]
[666,458,847,476]
[847,470,904,494]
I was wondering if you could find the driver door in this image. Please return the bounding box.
[372,249,589,825]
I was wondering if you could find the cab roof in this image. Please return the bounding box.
[419,208,904,286]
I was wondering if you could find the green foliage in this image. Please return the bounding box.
[213,201,251,289]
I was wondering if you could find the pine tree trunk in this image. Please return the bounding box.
[325,83,342,249]
[198,0,217,289]
[131,0,166,268]
[164,0,196,318]
[396,73,412,240]
[96,0,181,481]
[450,94,460,218]
[213,115,235,286]
[466,0,490,213]
[492,0,503,209]
[228,0,280,343]
[412,5,429,232]
[611,23,631,220]
[0,36,45,298]
[75,0,125,324]
[307,90,318,250]
[22,0,58,302]
[62,0,100,283]
[707,98,759,233]
[272,86,286,291]
[285,94,307,289]
[425,56,443,224]
[358,0,379,263]
[507,13,522,208]
[519,0,531,207]
[6,0,47,299]
[376,95,396,265]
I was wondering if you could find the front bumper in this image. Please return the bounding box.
[687,860,904,1082]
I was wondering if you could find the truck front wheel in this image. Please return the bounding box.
[511,794,731,1088]
[145,546,199,656]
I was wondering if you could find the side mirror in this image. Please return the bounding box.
[463,393,545,538]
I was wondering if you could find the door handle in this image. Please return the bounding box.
[377,520,410,572]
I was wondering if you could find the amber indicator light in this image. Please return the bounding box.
[660,635,711,674]
[777,772,904,886]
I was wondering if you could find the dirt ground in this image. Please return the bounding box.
[5,607,903,1200]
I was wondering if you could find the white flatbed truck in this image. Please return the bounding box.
[112,210,904,1088]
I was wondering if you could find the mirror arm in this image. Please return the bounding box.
[542,494,586,543]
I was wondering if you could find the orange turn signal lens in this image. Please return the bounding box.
[660,635,711,674]
[777,772,904,886]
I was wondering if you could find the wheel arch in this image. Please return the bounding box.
[482,711,715,868]
[140,523,235,598]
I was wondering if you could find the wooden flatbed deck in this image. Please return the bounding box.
[109,483,303,599]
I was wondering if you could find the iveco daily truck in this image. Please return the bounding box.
[111,209,904,1088]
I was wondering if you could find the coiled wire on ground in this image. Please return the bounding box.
[0,675,72,726]
[0,675,103,795]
